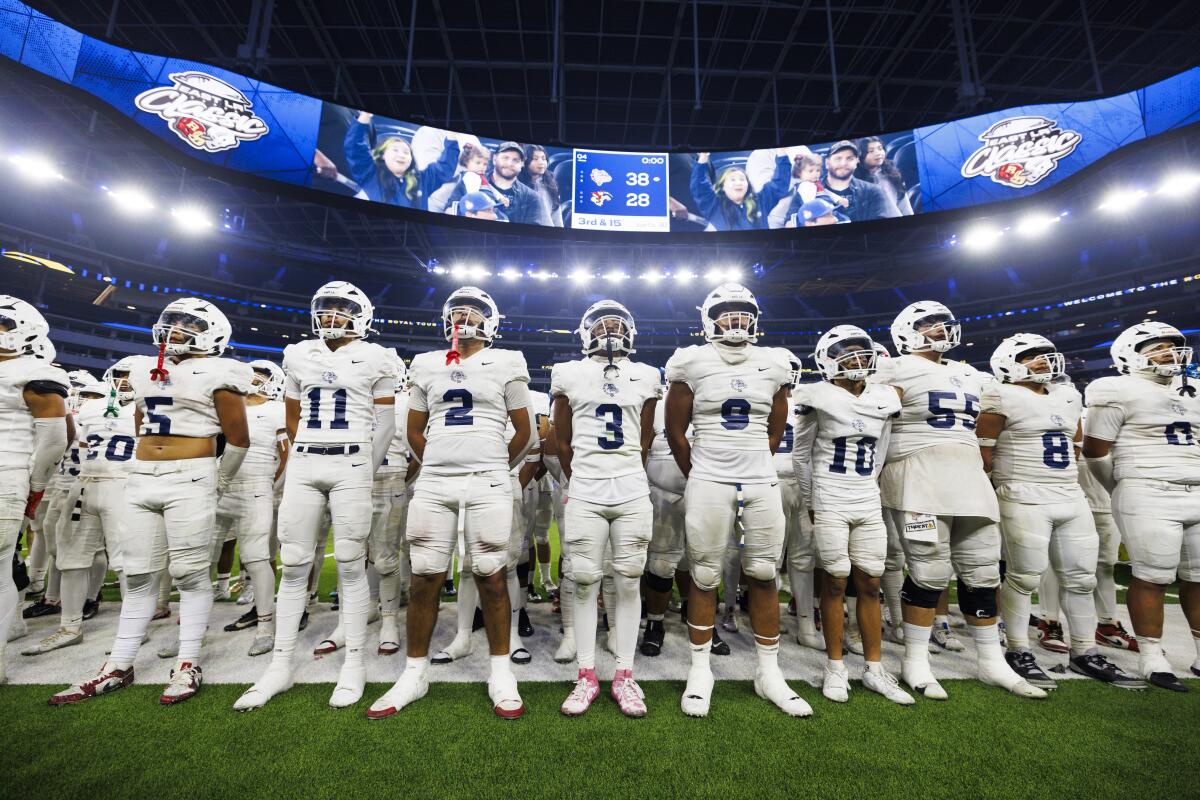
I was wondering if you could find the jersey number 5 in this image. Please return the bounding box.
[142,396,173,435]
[926,391,979,430]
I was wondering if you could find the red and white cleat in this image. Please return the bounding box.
[367,669,429,719]
[611,669,647,718]
[560,669,600,717]
[489,670,525,719]
[160,662,203,705]
[1037,619,1069,654]
[49,663,134,706]
[1095,621,1139,652]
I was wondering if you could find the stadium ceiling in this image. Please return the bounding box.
[24,0,1200,151]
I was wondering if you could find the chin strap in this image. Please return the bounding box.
[603,336,619,379]
[1177,364,1198,397]
[150,341,170,383]
[103,386,120,418]
[445,323,461,366]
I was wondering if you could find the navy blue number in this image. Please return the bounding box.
[306,388,349,430]
[777,422,794,454]
[927,391,979,430]
[721,398,751,430]
[1041,431,1072,469]
[1165,421,1194,446]
[595,403,625,450]
[443,388,475,426]
[829,436,877,476]
[143,396,172,435]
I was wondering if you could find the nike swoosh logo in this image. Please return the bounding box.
[253,494,265,498]
[757,367,769,372]
[629,377,640,381]
[191,477,204,483]
[351,360,365,364]
[489,482,503,488]
[351,462,366,468]
[481,361,495,366]
[877,405,889,410]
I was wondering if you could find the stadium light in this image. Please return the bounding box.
[1014,213,1059,238]
[450,265,467,280]
[1097,188,1147,212]
[603,270,627,284]
[499,268,520,281]
[570,269,591,285]
[961,224,1004,252]
[530,269,553,281]
[467,265,489,281]
[704,268,725,284]
[674,270,696,285]
[170,205,213,233]
[107,186,155,215]
[1157,172,1200,197]
[9,153,63,183]
[724,267,743,282]
[640,271,664,284]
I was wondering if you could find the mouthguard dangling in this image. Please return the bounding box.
[446,323,461,366]
[150,341,170,383]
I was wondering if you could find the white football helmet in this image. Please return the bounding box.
[77,380,108,400]
[990,333,1064,384]
[29,334,55,362]
[873,341,891,359]
[152,298,232,356]
[699,283,760,344]
[0,294,50,355]
[104,356,139,403]
[442,286,501,344]
[891,300,961,354]
[249,359,286,399]
[66,369,96,389]
[786,353,802,387]
[578,300,637,357]
[814,325,877,381]
[1111,321,1192,377]
[311,281,374,340]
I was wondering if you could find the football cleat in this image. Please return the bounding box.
[224,606,258,632]
[611,670,647,718]
[488,671,525,719]
[234,664,294,711]
[526,584,541,604]
[710,628,731,656]
[1095,621,1138,651]
[378,615,401,656]
[510,647,532,665]
[236,582,255,606]
[152,606,171,621]
[862,667,915,705]
[795,624,826,652]
[329,661,366,708]
[981,655,1048,698]
[843,625,864,656]
[82,599,100,621]
[442,579,458,599]
[367,670,429,719]
[681,663,715,717]
[721,609,738,633]
[1004,650,1057,690]
[755,668,813,717]
[213,584,233,602]
[49,663,134,705]
[560,670,600,716]
[640,620,665,657]
[298,610,310,631]
[554,631,577,664]
[1147,671,1189,692]
[313,623,345,656]
[1069,652,1147,690]
[518,608,534,638]
[22,599,60,619]
[887,622,906,645]
[156,640,179,659]
[901,661,948,701]
[1191,661,1200,678]
[21,627,82,656]
[1037,619,1069,654]
[822,663,850,703]
[247,635,274,657]
[8,615,27,642]
[160,662,202,704]
[930,620,966,652]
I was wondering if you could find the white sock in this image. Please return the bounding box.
[268,564,310,664]
[59,567,90,633]
[826,657,845,672]
[506,570,522,651]
[366,562,381,607]
[755,638,781,673]
[176,568,214,663]
[45,562,61,604]
[791,567,814,621]
[1039,569,1061,619]
[864,660,885,674]
[490,653,513,681]
[723,547,740,612]
[999,578,1032,650]
[216,572,231,593]
[969,622,1005,666]
[538,561,551,584]
[1062,587,1098,657]
[573,581,599,670]
[406,655,428,677]
[882,569,904,625]
[455,567,479,638]
[244,560,275,621]
[559,575,575,631]
[601,574,616,631]
[690,637,712,668]
[378,571,401,616]
[1094,563,1118,623]
[902,622,932,667]
[88,552,108,599]
[613,573,641,672]
[108,572,157,668]
[338,559,370,665]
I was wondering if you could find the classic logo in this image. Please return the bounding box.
[851,418,866,433]
[450,369,467,384]
[602,382,620,397]
[134,71,270,153]
[321,370,338,384]
[1050,414,1066,427]
[590,190,613,207]
[730,377,747,392]
[960,115,1082,188]
[949,375,964,388]
[1170,402,1186,416]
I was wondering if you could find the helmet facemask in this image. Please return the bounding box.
[1135,338,1193,377]
[1014,347,1065,384]
[706,301,759,345]
[913,314,961,353]
[825,339,876,381]
[152,310,210,356]
[312,296,366,340]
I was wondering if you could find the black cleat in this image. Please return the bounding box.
[298,610,310,631]
[1005,650,1057,690]
[82,599,100,621]
[1068,652,1147,690]
[602,613,611,632]
[443,579,458,599]
[1192,663,1200,678]
[526,584,541,604]
[518,608,534,638]
[329,590,339,611]
[1148,671,1189,692]
[223,606,258,632]
[711,628,731,656]
[640,620,665,657]
[23,599,60,619]
[472,606,485,632]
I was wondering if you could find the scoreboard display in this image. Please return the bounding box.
[570,149,670,232]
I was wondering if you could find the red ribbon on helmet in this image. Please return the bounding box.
[150,341,170,383]
[445,322,461,366]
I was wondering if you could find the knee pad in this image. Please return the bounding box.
[741,553,778,583]
[1004,570,1041,596]
[690,560,721,592]
[645,571,674,593]
[957,578,998,619]
[646,554,680,581]
[124,571,155,594]
[956,561,1001,590]
[173,568,209,593]
[407,545,450,578]
[900,576,941,609]
[1063,570,1098,595]
[821,556,852,580]
[471,553,506,578]
[333,537,366,564]
[884,549,905,573]
[280,540,317,570]
[371,552,400,576]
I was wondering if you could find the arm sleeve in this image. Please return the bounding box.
[876,416,894,472]
[217,444,248,493]
[29,417,68,492]
[342,120,377,187]
[792,405,817,507]
[371,375,393,400]
[371,403,397,473]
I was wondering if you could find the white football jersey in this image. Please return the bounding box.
[794,381,900,510]
[774,395,798,478]
[239,399,286,480]
[1085,374,1200,484]
[874,354,989,460]
[981,382,1081,488]
[77,398,137,479]
[380,391,411,473]
[550,357,661,482]
[408,347,529,475]
[665,343,791,484]
[1076,408,1112,511]
[0,355,69,463]
[284,339,396,445]
[129,355,253,439]
[506,389,551,476]
[49,436,83,490]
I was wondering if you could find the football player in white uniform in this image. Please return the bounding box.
[665,283,810,717]
[641,380,688,658]
[0,297,70,682]
[875,301,1044,700]
[53,298,251,705]
[1082,321,1200,691]
[552,300,660,717]
[236,282,396,710]
[795,326,913,705]
[979,334,1143,689]
[214,359,288,656]
[368,286,536,719]
[781,354,824,653]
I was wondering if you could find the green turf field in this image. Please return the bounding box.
[7,679,1198,799]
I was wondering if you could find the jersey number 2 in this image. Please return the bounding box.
[443,389,474,426]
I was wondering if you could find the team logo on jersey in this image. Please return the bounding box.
[134,72,270,153]
[1171,402,1186,416]
[321,370,338,384]
[851,418,866,432]
[960,115,1082,189]
[949,376,964,388]
[730,377,747,392]
[602,382,619,397]
[450,369,467,384]
[1050,414,1066,427]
